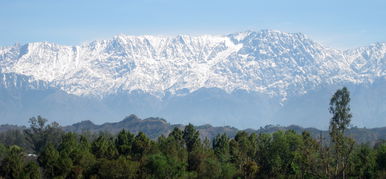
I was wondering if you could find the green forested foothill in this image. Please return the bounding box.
[0,87,386,178]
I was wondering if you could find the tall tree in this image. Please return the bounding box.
[131,132,151,160]
[92,135,118,160]
[329,87,355,178]
[169,127,185,146]
[183,124,200,153]
[24,116,63,153]
[329,87,352,136]
[158,127,187,163]
[115,129,134,156]
[213,133,230,162]
[295,131,323,178]
[38,143,60,178]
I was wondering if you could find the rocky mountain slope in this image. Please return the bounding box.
[0,30,385,128]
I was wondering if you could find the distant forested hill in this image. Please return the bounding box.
[1,114,386,145]
[62,114,386,145]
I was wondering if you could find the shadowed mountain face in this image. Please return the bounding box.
[0,30,385,128]
[1,72,385,129]
[63,114,238,140]
[61,115,386,146]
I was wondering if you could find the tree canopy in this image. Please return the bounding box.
[1,87,386,178]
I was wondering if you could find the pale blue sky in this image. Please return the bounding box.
[1,0,385,49]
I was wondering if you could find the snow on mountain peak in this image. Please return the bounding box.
[0,30,385,99]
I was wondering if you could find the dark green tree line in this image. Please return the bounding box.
[1,87,386,178]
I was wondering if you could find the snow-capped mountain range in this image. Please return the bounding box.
[1,30,385,99]
[0,30,385,128]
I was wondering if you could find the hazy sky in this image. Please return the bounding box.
[1,0,385,49]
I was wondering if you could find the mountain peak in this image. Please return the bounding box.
[229,29,307,42]
[0,30,386,128]
[0,30,385,99]
[121,114,141,123]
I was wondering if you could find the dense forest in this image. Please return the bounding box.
[1,87,386,178]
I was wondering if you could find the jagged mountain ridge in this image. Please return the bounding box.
[0,30,386,128]
[1,30,385,100]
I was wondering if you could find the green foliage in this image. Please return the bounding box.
[242,160,259,179]
[22,161,42,179]
[213,133,230,162]
[376,143,386,176]
[329,87,352,136]
[39,142,74,178]
[349,144,376,178]
[132,132,151,160]
[183,124,200,153]
[92,135,118,160]
[68,134,96,178]
[115,129,134,156]
[196,157,222,179]
[294,131,323,178]
[169,127,184,145]
[0,129,28,150]
[229,131,259,177]
[253,133,270,176]
[0,121,385,179]
[253,130,304,177]
[220,162,237,179]
[158,128,188,164]
[1,89,386,179]
[24,116,64,153]
[0,145,24,178]
[144,153,186,178]
[92,156,139,179]
[329,87,355,178]
[0,145,42,179]
[56,153,73,177]
[38,143,60,178]
[0,143,6,160]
